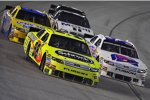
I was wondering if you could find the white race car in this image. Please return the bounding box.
[48,4,94,38]
[86,34,148,86]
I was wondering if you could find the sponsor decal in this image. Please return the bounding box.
[64,60,90,71]
[35,51,42,63]
[33,41,42,63]
[61,22,90,32]
[55,50,94,64]
[17,21,42,29]
[64,67,88,76]
[115,68,136,75]
[111,54,138,66]
[45,58,51,66]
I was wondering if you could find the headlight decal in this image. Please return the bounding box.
[90,68,99,72]
[137,69,147,73]
[52,56,64,64]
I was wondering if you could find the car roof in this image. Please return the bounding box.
[97,34,135,48]
[18,6,47,17]
[57,10,86,18]
[56,4,85,16]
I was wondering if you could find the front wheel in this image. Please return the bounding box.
[26,42,31,61]
[39,54,46,71]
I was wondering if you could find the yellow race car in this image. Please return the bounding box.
[1,5,51,44]
[23,28,101,86]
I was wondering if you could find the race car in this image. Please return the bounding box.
[86,34,148,86]
[1,5,51,44]
[48,4,94,38]
[23,27,101,86]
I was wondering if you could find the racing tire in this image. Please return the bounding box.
[7,25,12,38]
[1,19,4,33]
[92,82,98,87]
[26,42,31,61]
[39,54,46,71]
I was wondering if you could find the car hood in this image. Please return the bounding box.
[49,47,100,69]
[100,50,147,70]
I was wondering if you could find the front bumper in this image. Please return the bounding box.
[43,60,100,86]
[101,63,147,86]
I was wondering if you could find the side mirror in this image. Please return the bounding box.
[48,9,55,15]
[5,5,13,10]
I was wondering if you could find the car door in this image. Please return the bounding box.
[32,30,49,63]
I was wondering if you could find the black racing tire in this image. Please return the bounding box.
[26,42,31,61]
[92,82,98,87]
[7,25,12,39]
[39,54,46,71]
[1,19,4,33]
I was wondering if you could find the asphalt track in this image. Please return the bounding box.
[0,1,150,100]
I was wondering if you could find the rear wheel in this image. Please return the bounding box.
[39,54,46,71]
[7,25,12,38]
[1,19,4,33]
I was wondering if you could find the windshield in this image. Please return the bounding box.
[55,11,90,28]
[101,41,139,59]
[16,10,50,27]
[49,34,91,56]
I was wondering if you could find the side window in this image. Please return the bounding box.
[90,36,98,44]
[11,9,17,17]
[37,30,45,38]
[41,33,49,42]
[95,39,101,47]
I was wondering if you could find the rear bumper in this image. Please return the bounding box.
[9,29,26,44]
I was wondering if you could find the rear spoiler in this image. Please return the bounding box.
[5,5,13,10]
[29,27,41,32]
[69,32,94,39]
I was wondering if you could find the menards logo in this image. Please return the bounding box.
[64,67,88,76]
